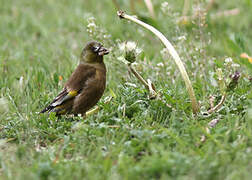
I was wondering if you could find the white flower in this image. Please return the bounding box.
[125,82,137,88]
[118,41,142,63]
[118,42,126,52]
[224,57,233,63]
[178,35,187,41]
[87,22,96,29]
[231,63,240,68]
[87,17,96,23]
[119,41,142,53]
[125,41,137,51]
[157,62,164,67]
[135,47,142,55]
[161,2,170,14]
[160,48,169,59]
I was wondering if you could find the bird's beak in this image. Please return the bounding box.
[98,46,109,56]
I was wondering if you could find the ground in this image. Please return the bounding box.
[0,0,252,179]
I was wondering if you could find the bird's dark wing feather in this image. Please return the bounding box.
[39,88,68,113]
[40,64,96,114]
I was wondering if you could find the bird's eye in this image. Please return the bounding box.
[93,46,100,53]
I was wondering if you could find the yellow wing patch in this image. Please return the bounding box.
[68,90,78,97]
[58,109,66,114]
[51,90,78,107]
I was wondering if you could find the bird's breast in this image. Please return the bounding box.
[95,68,106,90]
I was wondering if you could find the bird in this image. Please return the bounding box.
[40,41,109,117]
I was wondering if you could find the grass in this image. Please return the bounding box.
[0,0,252,179]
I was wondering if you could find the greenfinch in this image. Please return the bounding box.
[40,41,109,117]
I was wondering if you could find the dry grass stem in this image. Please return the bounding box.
[107,125,120,128]
[209,95,215,109]
[182,0,190,17]
[147,79,157,99]
[207,93,226,114]
[128,64,157,99]
[211,8,240,19]
[117,10,199,113]
[144,0,155,19]
[200,135,206,143]
[179,7,239,24]
[128,64,149,89]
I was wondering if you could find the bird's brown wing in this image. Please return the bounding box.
[40,64,96,114]
[72,64,106,114]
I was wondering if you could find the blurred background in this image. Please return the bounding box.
[0,0,252,179]
[1,0,251,90]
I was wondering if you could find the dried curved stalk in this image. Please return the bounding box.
[117,11,199,113]
[128,64,157,99]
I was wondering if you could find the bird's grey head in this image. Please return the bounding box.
[80,41,109,63]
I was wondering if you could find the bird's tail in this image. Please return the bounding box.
[39,105,53,114]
